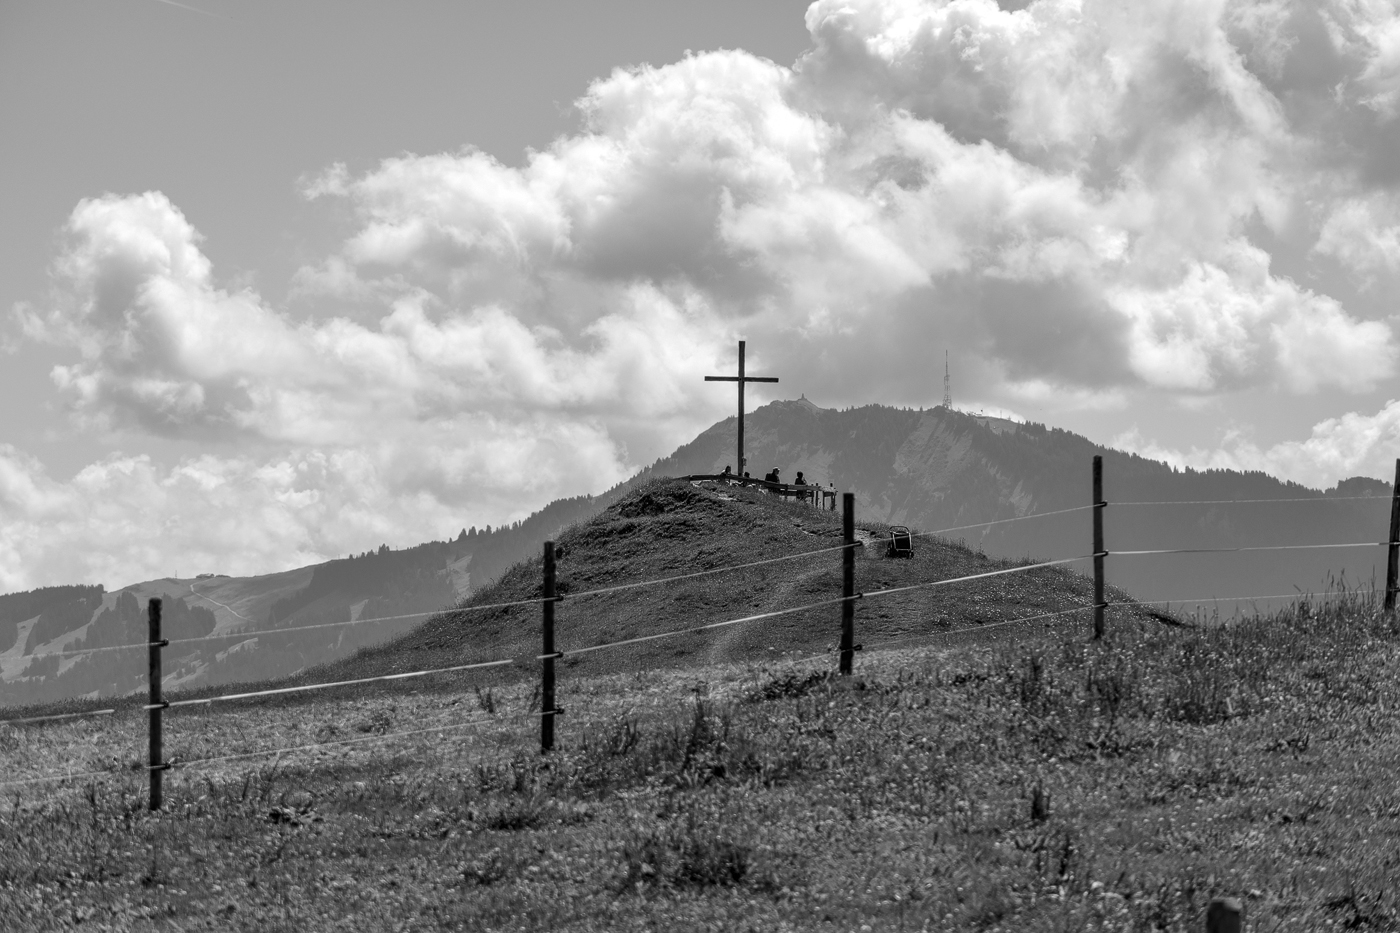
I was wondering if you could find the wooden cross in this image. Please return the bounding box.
[705,340,778,480]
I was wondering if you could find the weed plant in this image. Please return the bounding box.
[2,591,1399,931]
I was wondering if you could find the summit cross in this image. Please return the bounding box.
[705,340,778,481]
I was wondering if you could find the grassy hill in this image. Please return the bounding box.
[175,477,1167,703]
[2,480,1398,930]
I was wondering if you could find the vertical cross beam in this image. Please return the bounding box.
[705,340,778,481]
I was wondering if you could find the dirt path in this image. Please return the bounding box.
[188,582,253,624]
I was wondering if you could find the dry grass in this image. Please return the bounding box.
[3,588,1400,931]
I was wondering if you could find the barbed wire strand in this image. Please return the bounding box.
[148,658,518,710]
[31,543,866,662]
[49,497,1377,662]
[33,593,567,660]
[857,555,1091,603]
[553,542,860,600]
[1,580,1376,788]
[16,556,1097,722]
[858,606,1093,652]
[0,707,117,727]
[1129,591,1357,607]
[909,505,1094,541]
[1112,494,1393,506]
[556,556,1091,660]
[1109,541,1390,556]
[558,594,857,658]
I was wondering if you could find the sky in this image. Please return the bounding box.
[2,0,1399,592]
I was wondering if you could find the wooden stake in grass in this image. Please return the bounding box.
[1205,896,1243,933]
[147,597,165,811]
[840,492,855,676]
[541,541,557,754]
[1386,458,1399,612]
[1092,455,1106,640]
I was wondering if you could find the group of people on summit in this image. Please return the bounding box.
[717,464,830,507]
[718,465,808,485]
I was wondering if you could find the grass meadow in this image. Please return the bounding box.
[3,588,1399,931]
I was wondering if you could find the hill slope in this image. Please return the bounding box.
[651,401,1394,610]
[256,478,1169,701]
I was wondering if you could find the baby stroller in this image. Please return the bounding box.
[886,525,914,558]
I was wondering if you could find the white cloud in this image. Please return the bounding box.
[8,0,1400,587]
[0,444,497,592]
[1316,196,1400,281]
[1324,0,1400,118]
[1114,398,1400,489]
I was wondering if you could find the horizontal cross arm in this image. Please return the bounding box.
[704,376,739,382]
[704,376,780,383]
[745,377,780,383]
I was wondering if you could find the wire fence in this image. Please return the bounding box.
[3,460,1397,805]
[26,540,865,661]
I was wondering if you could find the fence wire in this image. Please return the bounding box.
[857,555,1091,602]
[150,658,517,710]
[1,576,1374,790]
[910,505,1094,541]
[28,541,862,663]
[1109,541,1391,556]
[1112,494,1393,506]
[857,605,1094,652]
[1,554,1094,725]
[5,476,1395,764]
[558,594,856,659]
[0,707,117,727]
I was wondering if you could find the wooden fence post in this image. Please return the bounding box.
[1205,896,1243,933]
[148,597,166,811]
[840,492,855,675]
[1386,458,1399,612]
[1093,455,1106,640]
[541,541,557,754]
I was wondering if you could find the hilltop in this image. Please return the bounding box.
[293,477,1169,695]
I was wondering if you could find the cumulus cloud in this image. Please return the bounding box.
[293,0,1395,401]
[1114,398,1400,489]
[8,0,1400,587]
[1316,196,1400,280]
[0,443,540,593]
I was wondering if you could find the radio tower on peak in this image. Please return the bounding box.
[942,351,952,409]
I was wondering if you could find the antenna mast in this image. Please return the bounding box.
[942,351,952,409]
